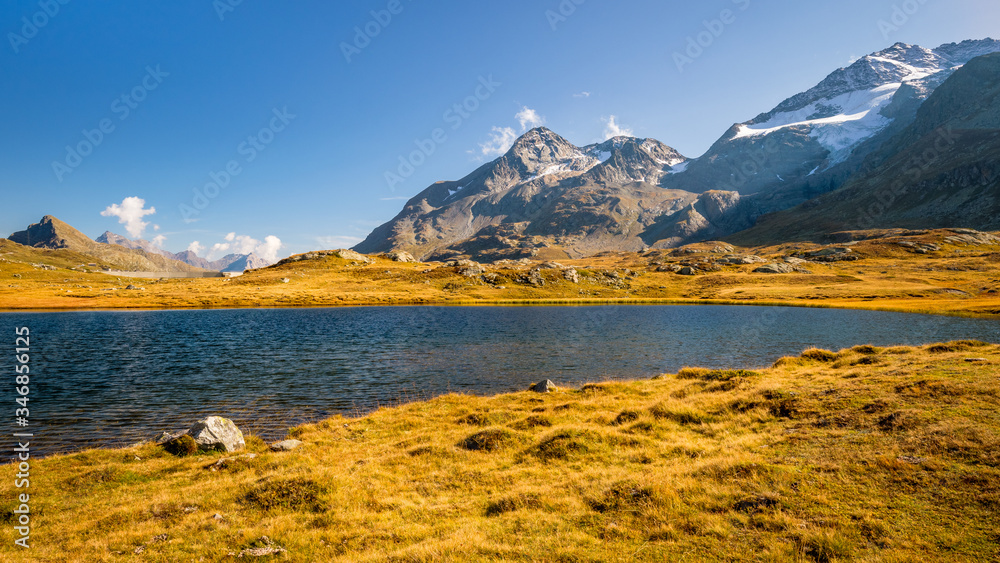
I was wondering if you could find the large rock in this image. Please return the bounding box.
[188,416,245,452]
[270,439,303,452]
[334,249,372,263]
[754,263,795,274]
[530,380,556,393]
[386,251,416,262]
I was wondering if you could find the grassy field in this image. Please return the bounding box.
[0,341,997,561]
[1,229,999,317]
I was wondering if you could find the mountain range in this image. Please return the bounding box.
[5,217,271,273]
[95,232,272,272]
[355,39,1000,261]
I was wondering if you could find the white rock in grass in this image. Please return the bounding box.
[188,416,245,452]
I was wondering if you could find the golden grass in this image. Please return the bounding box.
[2,342,998,561]
[1,231,999,318]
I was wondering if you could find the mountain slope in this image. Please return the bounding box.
[663,39,1000,229]
[353,128,746,261]
[9,217,209,273]
[731,52,1000,243]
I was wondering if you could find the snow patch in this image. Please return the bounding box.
[666,161,690,175]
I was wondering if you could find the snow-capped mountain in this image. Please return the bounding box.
[732,40,1000,164]
[356,40,1000,261]
[668,39,1000,200]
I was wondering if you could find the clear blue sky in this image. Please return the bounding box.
[2,0,997,260]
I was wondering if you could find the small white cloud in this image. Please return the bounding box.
[316,235,364,249]
[151,235,166,248]
[187,241,205,255]
[153,224,161,232]
[100,197,156,238]
[210,243,231,256]
[380,196,410,201]
[477,126,518,159]
[515,106,545,131]
[573,91,591,98]
[602,115,634,140]
[207,233,284,262]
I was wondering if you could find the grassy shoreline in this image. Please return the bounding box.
[2,341,998,561]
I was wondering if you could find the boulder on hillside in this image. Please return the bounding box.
[386,251,416,262]
[334,249,372,263]
[754,263,794,274]
[188,416,245,452]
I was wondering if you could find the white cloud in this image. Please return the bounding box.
[515,106,545,131]
[255,236,283,262]
[573,91,591,98]
[477,126,518,159]
[207,233,284,262]
[602,115,634,140]
[100,197,156,238]
[210,243,231,256]
[316,235,364,249]
[187,241,205,255]
[151,235,166,248]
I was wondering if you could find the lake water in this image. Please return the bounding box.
[2,305,997,457]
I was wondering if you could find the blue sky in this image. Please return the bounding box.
[2,0,997,260]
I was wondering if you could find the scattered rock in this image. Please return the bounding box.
[539,262,564,270]
[897,455,926,465]
[563,268,579,283]
[530,380,556,393]
[280,278,290,284]
[236,536,287,558]
[964,358,988,363]
[677,266,696,276]
[386,251,415,262]
[782,256,808,266]
[656,264,682,273]
[457,262,486,277]
[188,416,246,453]
[754,263,794,274]
[154,431,181,444]
[206,453,257,471]
[270,439,303,452]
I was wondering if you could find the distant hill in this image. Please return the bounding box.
[9,216,209,273]
[96,231,273,272]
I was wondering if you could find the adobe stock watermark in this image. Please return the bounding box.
[51,65,169,183]
[179,107,296,221]
[672,0,751,73]
[7,0,71,54]
[384,75,501,191]
[855,125,959,229]
[341,0,412,64]
[546,0,586,31]
[878,0,932,41]
[213,0,244,22]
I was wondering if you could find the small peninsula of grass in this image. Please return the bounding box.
[2,341,998,561]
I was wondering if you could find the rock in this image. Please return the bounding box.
[539,262,564,269]
[754,263,795,274]
[563,268,579,283]
[237,537,287,558]
[457,263,486,277]
[206,453,257,471]
[782,257,808,265]
[964,358,988,363]
[530,380,556,393]
[188,416,245,453]
[386,251,415,262]
[656,264,682,273]
[270,439,303,452]
[334,249,372,263]
[154,431,182,444]
[677,266,696,276]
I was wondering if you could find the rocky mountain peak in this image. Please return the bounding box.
[9,215,94,249]
[503,127,586,175]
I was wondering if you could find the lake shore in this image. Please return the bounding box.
[2,230,999,318]
[2,340,997,561]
